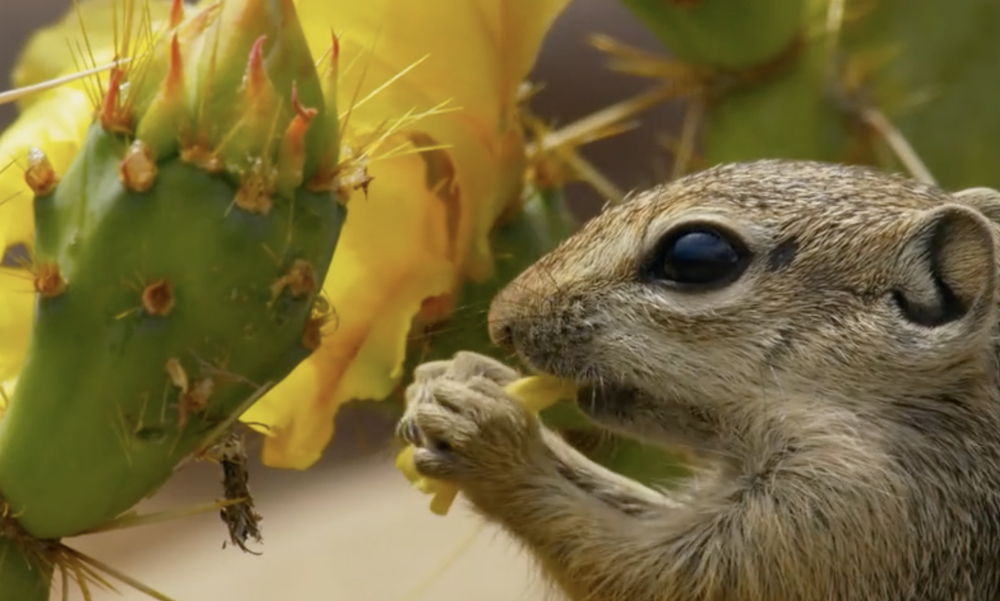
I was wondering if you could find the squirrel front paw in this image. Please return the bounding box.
[398,352,547,485]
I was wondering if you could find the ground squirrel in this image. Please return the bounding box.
[398,159,1000,600]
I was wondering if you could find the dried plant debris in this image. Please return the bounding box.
[212,427,264,554]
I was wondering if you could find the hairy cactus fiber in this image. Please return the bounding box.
[0,0,345,554]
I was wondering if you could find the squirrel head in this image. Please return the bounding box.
[489,160,1000,427]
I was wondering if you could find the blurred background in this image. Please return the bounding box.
[0,2,682,599]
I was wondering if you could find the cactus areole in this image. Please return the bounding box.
[0,0,346,539]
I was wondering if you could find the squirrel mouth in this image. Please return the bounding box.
[573,381,644,423]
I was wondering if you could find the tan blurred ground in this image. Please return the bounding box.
[65,457,550,601]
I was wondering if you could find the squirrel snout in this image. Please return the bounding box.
[487,291,517,352]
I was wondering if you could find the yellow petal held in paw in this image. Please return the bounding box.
[397,375,578,517]
[242,0,571,469]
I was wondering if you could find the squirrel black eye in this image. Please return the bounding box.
[648,227,749,288]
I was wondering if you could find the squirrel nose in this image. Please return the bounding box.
[489,319,516,352]
[487,287,518,353]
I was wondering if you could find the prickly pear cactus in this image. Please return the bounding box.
[616,0,1000,189]
[0,0,344,582]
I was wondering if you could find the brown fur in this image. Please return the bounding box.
[399,160,1000,600]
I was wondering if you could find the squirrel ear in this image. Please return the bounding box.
[894,204,997,328]
[953,187,1000,224]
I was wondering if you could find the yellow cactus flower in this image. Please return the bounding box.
[244,0,571,469]
[0,0,570,469]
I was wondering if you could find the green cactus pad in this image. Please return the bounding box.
[0,124,344,539]
[617,0,804,69]
[0,0,346,549]
[0,537,50,601]
[841,0,1000,189]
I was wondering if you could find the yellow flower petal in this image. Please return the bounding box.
[0,268,34,383]
[244,0,571,469]
[242,151,454,469]
[296,0,570,280]
[12,0,176,109]
[0,87,94,252]
[240,0,571,469]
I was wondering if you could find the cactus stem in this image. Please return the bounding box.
[119,140,158,192]
[168,0,185,29]
[141,279,175,315]
[0,497,54,601]
[271,258,316,301]
[33,262,66,298]
[24,148,59,197]
[99,66,133,135]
